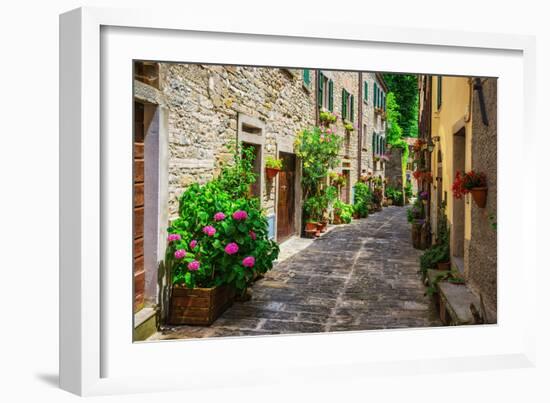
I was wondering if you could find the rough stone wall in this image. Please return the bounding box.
[360,72,376,176]
[322,70,360,199]
[386,148,404,192]
[466,78,497,320]
[158,64,316,219]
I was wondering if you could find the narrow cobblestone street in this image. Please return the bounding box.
[149,206,441,340]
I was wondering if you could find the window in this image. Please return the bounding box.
[134,61,159,89]
[373,132,378,156]
[317,72,334,111]
[302,69,311,88]
[437,76,442,110]
[362,124,368,149]
[363,81,368,103]
[242,143,262,199]
[341,88,354,122]
[374,83,378,108]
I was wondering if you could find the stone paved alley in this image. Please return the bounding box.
[148,206,442,340]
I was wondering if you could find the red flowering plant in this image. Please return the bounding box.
[413,169,433,183]
[165,145,279,293]
[452,170,487,199]
[412,139,425,152]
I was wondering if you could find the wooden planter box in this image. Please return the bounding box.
[169,284,235,326]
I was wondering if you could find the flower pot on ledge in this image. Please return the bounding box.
[265,167,281,180]
[470,187,488,208]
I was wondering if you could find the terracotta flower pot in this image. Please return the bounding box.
[265,167,281,180]
[305,221,318,231]
[470,187,487,208]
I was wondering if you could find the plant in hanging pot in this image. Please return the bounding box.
[265,156,283,180]
[343,120,355,132]
[452,170,488,208]
[319,110,337,126]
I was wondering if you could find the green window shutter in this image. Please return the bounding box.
[350,94,354,122]
[328,80,334,112]
[342,88,347,118]
[364,81,368,102]
[372,133,376,154]
[373,83,377,107]
[318,72,323,108]
[303,69,310,86]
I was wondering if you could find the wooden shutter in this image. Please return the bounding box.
[303,69,310,86]
[342,88,347,118]
[318,72,323,108]
[374,83,378,107]
[328,79,334,112]
[364,81,368,102]
[350,95,354,122]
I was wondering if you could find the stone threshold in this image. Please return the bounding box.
[134,306,157,341]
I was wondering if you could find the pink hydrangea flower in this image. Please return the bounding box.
[249,230,257,240]
[213,212,226,221]
[242,256,255,268]
[174,249,186,259]
[202,225,216,236]
[167,233,181,243]
[189,239,198,249]
[232,210,248,221]
[224,242,239,255]
[187,260,200,271]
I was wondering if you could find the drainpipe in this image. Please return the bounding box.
[357,72,363,181]
[473,78,489,126]
[315,69,320,126]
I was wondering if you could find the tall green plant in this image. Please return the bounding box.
[353,182,372,218]
[294,126,342,200]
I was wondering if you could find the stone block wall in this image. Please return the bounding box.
[158,64,316,219]
[322,70,360,200]
[465,78,497,320]
[385,148,404,192]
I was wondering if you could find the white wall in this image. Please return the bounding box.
[1,1,549,402]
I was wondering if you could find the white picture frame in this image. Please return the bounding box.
[60,6,537,396]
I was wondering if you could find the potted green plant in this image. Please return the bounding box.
[166,146,279,325]
[319,110,337,126]
[343,120,354,132]
[265,156,283,180]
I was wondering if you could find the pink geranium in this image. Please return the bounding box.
[213,212,226,221]
[189,239,198,249]
[249,230,257,240]
[224,242,239,255]
[202,225,216,237]
[174,249,186,259]
[232,210,248,221]
[187,260,200,271]
[167,233,181,243]
[242,256,255,268]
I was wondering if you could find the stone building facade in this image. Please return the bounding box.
[360,72,388,181]
[466,78,497,318]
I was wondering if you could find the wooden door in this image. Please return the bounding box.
[276,153,296,242]
[134,102,145,312]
